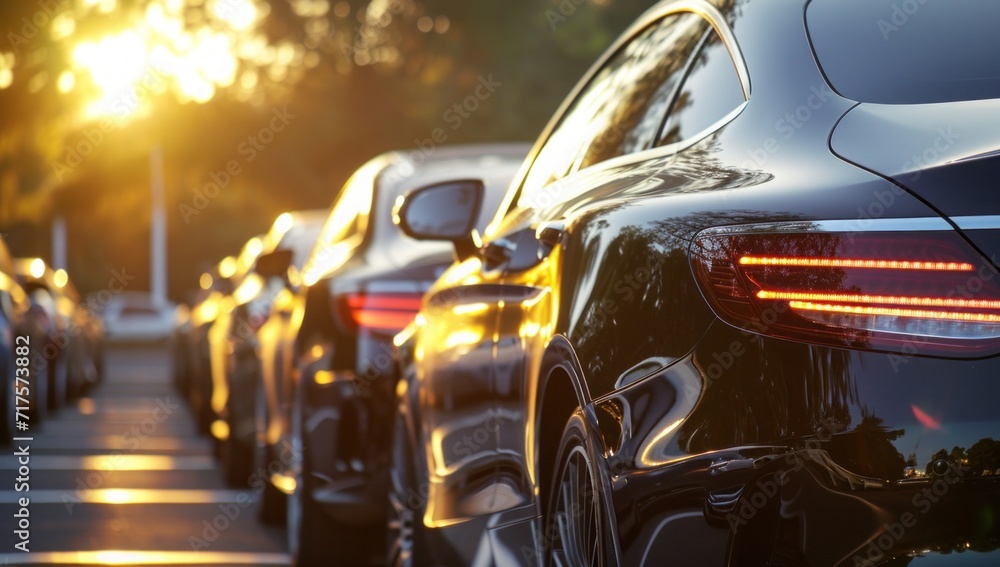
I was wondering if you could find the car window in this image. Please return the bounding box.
[660,29,745,145]
[300,160,379,283]
[278,221,326,270]
[518,12,708,209]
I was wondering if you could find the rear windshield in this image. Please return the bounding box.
[806,0,1000,104]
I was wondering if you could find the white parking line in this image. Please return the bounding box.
[0,550,291,565]
[0,489,254,504]
[0,455,215,471]
[25,436,211,452]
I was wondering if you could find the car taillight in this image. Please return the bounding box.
[690,222,1000,355]
[340,293,424,335]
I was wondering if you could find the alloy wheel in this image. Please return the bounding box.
[549,445,605,567]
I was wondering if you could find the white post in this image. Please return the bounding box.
[150,145,167,307]
[52,216,67,270]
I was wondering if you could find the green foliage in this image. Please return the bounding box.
[0,0,651,299]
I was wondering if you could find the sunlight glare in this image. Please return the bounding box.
[57,70,75,93]
[211,0,259,31]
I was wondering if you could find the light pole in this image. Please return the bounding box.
[150,144,167,306]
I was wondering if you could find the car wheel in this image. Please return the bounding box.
[255,376,285,524]
[386,407,430,567]
[545,412,614,567]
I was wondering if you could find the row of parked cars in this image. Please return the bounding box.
[173,0,1000,565]
[0,247,105,434]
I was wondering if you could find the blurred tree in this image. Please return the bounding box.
[0,0,650,299]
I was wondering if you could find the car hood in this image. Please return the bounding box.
[830,99,1000,266]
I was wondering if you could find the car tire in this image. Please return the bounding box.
[544,411,615,567]
[386,406,431,567]
[255,376,285,524]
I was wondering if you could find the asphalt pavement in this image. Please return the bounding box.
[0,345,290,566]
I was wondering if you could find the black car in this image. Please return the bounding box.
[389,1,1000,565]
[250,144,527,565]
[217,209,327,486]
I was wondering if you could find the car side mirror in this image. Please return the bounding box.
[255,249,293,279]
[393,180,484,260]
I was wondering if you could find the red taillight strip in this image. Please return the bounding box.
[739,256,974,271]
[353,310,418,331]
[343,293,424,333]
[345,295,423,311]
[789,301,1000,323]
[757,290,1000,310]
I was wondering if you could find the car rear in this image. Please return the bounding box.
[679,3,1000,562]
[287,144,528,562]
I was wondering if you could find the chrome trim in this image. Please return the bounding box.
[696,217,954,238]
[952,215,1000,231]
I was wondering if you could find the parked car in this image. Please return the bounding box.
[13,258,102,411]
[102,292,177,343]
[204,238,267,443]
[249,144,527,565]
[184,256,239,433]
[389,1,1000,565]
[214,209,327,487]
[60,274,104,396]
[0,237,33,438]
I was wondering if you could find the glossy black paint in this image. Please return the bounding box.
[391,1,1000,565]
